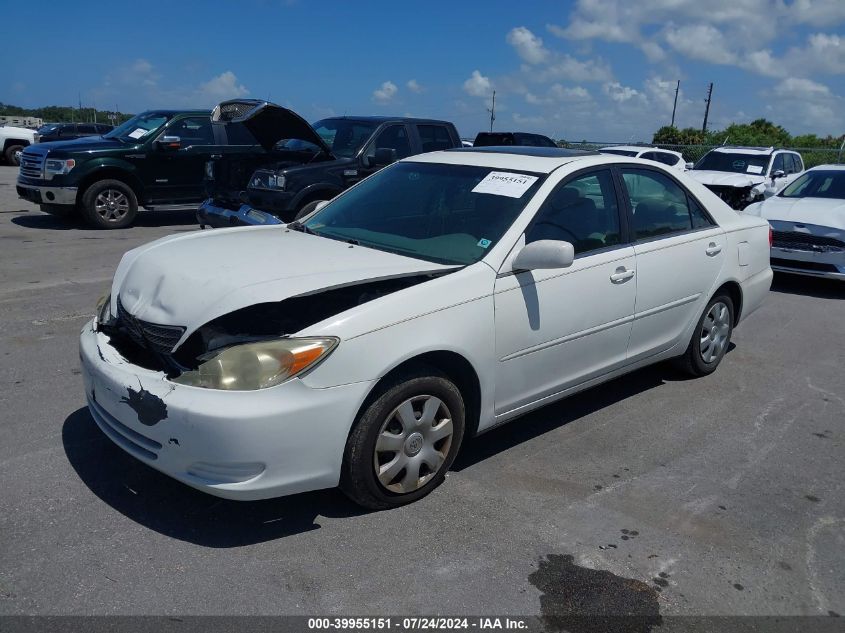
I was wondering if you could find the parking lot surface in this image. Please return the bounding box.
[0,165,843,618]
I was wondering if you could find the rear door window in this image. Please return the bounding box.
[59,125,78,137]
[364,124,412,160]
[417,124,454,152]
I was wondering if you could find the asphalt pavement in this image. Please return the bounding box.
[0,165,843,620]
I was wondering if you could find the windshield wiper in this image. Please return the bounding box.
[286,220,317,235]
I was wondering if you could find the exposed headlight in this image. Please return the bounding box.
[45,158,76,175]
[250,172,285,190]
[268,174,285,189]
[204,160,214,180]
[172,337,338,390]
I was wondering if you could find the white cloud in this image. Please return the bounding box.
[773,77,831,97]
[664,24,736,65]
[463,70,493,97]
[534,54,613,82]
[603,81,642,103]
[372,80,398,104]
[406,79,424,93]
[549,84,590,101]
[767,77,844,133]
[506,26,550,64]
[197,71,249,101]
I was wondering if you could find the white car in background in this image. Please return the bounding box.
[687,146,804,210]
[80,147,772,509]
[0,124,36,166]
[744,164,845,280]
[599,145,686,171]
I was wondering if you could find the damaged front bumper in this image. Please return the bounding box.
[79,320,374,500]
[196,199,283,229]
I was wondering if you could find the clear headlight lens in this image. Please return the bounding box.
[268,174,285,189]
[172,337,338,391]
[45,158,76,174]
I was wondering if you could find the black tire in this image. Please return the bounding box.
[340,367,465,510]
[40,204,78,219]
[80,179,138,229]
[5,145,24,166]
[675,293,734,377]
[293,199,328,221]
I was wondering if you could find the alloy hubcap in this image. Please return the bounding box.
[95,189,130,221]
[373,395,454,494]
[700,301,730,363]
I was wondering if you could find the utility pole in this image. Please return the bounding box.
[487,90,496,133]
[702,82,713,134]
[670,80,680,128]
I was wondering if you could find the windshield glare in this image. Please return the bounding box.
[311,119,377,158]
[694,151,769,174]
[104,112,171,141]
[779,171,845,200]
[303,162,546,265]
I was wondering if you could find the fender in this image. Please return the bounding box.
[73,157,145,197]
[291,182,343,209]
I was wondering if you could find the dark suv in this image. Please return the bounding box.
[473,132,557,148]
[198,100,462,228]
[17,110,259,228]
[35,123,114,143]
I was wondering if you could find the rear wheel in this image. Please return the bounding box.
[5,145,24,166]
[340,368,465,509]
[80,179,138,229]
[676,294,734,377]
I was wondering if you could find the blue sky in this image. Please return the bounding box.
[2,0,844,140]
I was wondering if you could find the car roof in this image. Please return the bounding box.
[807,164,845,172]
[406,147,600,173]
[321,115,454,125]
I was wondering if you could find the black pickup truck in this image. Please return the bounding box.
[197,100,462,228]
[17,110,260,228]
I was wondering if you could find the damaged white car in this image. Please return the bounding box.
[80,147,772,509]
[687,146,804,210]
[744,164,845,280]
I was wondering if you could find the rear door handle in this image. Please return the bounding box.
[610,267,635,283]
[705,242,722,256]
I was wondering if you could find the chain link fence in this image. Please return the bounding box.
[563,142,843,168]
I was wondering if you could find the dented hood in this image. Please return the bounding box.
[745,195,845,232]
[687,170,766,188]
[111,227,456,346]
[211,99,333,154]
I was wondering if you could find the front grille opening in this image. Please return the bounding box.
[772,231,844,251]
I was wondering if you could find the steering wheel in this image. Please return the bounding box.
[533,221,579,243]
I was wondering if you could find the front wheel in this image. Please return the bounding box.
[5,145,24,166]
[80,179,139,229]
[340,369,465,509]
[676,294,734,377]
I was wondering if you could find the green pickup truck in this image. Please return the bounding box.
[16,109,259,228]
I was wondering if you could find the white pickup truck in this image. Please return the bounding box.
[0,124,36,166]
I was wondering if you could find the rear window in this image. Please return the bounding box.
[474,133,514,147]
[417,124,454,153]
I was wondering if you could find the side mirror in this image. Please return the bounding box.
[374,147,397,167]
[685,162,694,170]
[771,169,785,180]
[512,240,575,271]
[157,135,181,150]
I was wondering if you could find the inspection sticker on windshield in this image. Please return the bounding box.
[127,128,146,139]
[746,165,763,174]
[472,171,538,198]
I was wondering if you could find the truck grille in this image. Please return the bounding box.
[116,297,186,354]
[772,230,844,252]
[19,150,45,178]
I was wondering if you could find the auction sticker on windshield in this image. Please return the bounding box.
[747,165,764,174]
[472,171,539,198]
[128,128,147,139]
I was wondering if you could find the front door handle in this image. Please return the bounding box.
[610,267,635,283]
[705,242,722,257]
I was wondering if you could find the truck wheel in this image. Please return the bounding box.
[293,199,328,221]
[5,145,24,166]
[80,180,138,229]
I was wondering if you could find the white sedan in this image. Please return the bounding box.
[744,164,845,280]
[80,147,772,509]
[599,145,687,171]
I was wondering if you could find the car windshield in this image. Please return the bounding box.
[37,124,59,134]
[779,171,845,200]
[694,151,769,175]
[303,162,545,265]
[103,112,172,142]
[601,149,638,157]
[311,118,377,158]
